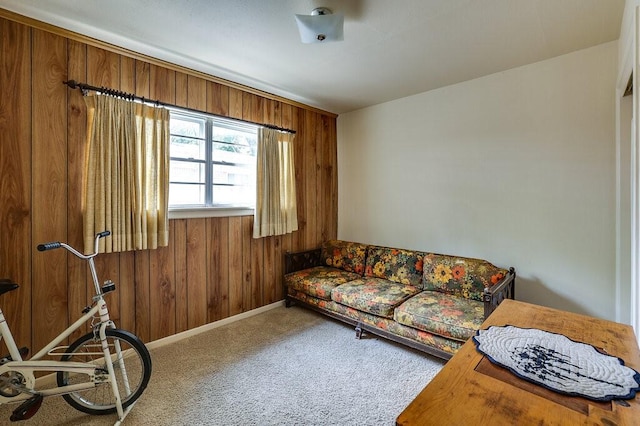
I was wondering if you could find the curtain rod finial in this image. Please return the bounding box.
[63,80,79,89]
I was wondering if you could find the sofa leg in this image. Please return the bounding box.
[355,324,363,339]
[285,297,293,308]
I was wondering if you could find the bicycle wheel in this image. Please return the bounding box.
[56,328,152,415]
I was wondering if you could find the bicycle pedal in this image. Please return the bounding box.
[10,394,43,421]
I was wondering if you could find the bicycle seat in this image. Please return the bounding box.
[0,280,19,296]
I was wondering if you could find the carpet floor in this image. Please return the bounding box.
[0,305,444,425]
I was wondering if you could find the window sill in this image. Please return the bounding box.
[169,207,254,219]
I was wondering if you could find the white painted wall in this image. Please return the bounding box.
[337,42,618,320]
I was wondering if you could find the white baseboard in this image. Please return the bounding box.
[34,300,285,387]
[145,300,285,350]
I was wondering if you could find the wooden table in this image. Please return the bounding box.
[396,299,640,425]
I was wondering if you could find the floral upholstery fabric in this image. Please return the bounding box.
[422,253,508,301]
[320,240,368,275]
[284,266,361,301]
[329,300,462,354]
[364,246,426,288]
[286,289,337,311]
[331,278,421,318]
[394,291,484,342]
[286,290,462,355]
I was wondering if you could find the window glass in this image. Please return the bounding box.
[169,111,257,209]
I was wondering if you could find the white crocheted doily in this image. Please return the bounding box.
[473,325,640,401]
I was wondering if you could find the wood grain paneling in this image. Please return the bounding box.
[0,18,31,351]
[31,29,68,351]
[326,116,338,239]
[187,75,206,111]
[186,219,207,329]
[134,248,151,342]
[241,215,254,310]
[149,235,176,341]
[228,88,243,120]
[228,216,243,316]
[66,39,89,342]
[175,71,188,109]
[209,217,230,321]
[305,110,319,249]
[0,14,338,349]
[151,65,175,104]
[173,219,188,333]
[294,107,308,250]
[207,81,229,116]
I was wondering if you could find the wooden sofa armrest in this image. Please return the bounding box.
[284,248,322,274]
[482,267,516,319]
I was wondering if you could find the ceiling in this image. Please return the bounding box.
[0,0,625,114]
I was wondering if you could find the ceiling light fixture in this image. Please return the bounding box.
[295,7,344,44]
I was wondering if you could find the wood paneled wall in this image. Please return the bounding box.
[0,15,337,352]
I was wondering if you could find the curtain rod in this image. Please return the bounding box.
[63,80,296,134]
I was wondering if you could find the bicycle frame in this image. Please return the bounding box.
[0,232,131,423]
[0,302,115,400]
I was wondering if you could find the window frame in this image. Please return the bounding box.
[168,109,258,218]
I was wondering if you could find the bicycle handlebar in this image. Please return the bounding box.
[36,231,111,254]
[37,242,62,252]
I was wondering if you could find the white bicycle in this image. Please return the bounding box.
[0,231,151,425]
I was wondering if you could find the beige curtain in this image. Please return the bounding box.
[83,95,170,253]
[253,128,298,238]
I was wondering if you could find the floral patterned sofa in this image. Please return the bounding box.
[284,240,516,360]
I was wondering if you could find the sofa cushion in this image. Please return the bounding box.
[364,246,426,288]
[285,266,361,301]
[320,240,367,275]
[394,291,484,342]
[422,253,508,301]
[331,277,421,318]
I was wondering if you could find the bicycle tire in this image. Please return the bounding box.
[56,328,152,415]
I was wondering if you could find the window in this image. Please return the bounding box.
[169,111,258,211]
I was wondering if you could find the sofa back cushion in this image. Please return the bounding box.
[423,253,508,301]
[364,246,426,287]
[321,240,367,275]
